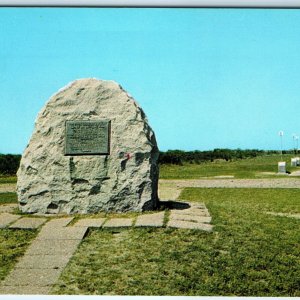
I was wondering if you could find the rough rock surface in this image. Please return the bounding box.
[17,78,159,214]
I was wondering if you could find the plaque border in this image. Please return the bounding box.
[64,119,111,156]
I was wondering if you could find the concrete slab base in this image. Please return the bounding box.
[0,285,51,295]
[0,213,21,228]
[26,239,82,256]
[16,254,72,269]
[37,226,88,240]
[135,212,165,227]
[168,220,213,232]
[10,217,47,229]
[2,268,61,286]
[73,218,106,228]
[103,218,133,228]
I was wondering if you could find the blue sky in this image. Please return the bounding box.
[1,8,300,154]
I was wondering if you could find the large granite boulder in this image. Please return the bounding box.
[17,78,159,214]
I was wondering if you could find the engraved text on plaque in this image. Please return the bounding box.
[65,120,110,155]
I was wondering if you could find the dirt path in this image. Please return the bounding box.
[0,184,16,193]
[158,178,300,200]
[160,178,300,189]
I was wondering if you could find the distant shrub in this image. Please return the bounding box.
[0,149,294,173]
[0,154,21,175]
[158,150,183,165]
[158,149,288,165]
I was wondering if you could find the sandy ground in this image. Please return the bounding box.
[0,183,16,193]
[160,178,300,189]
[158,178,300,200]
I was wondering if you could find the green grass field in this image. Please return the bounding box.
[51,188,300,296]
[0,154,299,182]
[0,193,17,204]
[160,154,299,179]
[0,176,17,184]
[1,155,299,295]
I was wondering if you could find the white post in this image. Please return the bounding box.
[279,131,284,160]
[292,134,296,153]
[292,133,298,154]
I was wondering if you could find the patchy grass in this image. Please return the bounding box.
[0,176,17,184]
[52,188,300,296]
[0,192,17,204]
[160,154,299,179]
[0,229,38,281]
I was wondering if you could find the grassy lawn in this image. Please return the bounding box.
[0,229,38,281]
[51,188,300,296]
[0,174,17,204]
[0,193,17,204]
[160,154,299,179]
[0,176,17,184]
[1,159,299,295]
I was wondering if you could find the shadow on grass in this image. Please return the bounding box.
[159,200,190,210]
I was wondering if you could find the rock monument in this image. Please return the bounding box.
[17,78,159,214]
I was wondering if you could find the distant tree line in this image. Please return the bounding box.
[0,154,21,175]
[0,149,296,175]
[158,149,290,165]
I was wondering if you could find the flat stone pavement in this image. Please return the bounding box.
[0,217,83,294]
[167,202,213,232]
[10,217,47,229]
[0,201,213,295]
[135,211,165,227]
[0,213,21,228]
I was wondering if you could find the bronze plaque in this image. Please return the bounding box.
[65,120,110,155]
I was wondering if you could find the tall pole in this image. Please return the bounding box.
[292,134,299,155]
[279,131,284,161]
[293,134,296,154]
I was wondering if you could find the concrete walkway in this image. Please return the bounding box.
[0,217,85,294]
[0,200,213,294]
